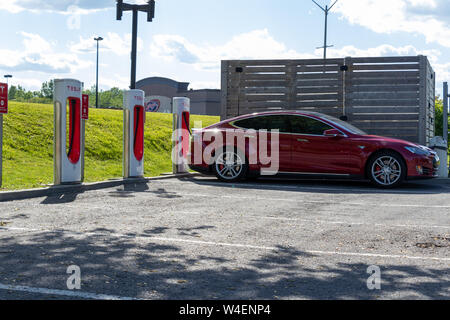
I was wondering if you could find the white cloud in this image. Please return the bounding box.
[0,32,91,74]
[335,0,450,47]
[99,73,129,90]
[149,29,446,90]
[150,29,316,71]
[70,32,144,56]
[324,44,441,61]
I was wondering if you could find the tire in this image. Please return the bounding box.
[367,151,406,188]
[213,147,248,182]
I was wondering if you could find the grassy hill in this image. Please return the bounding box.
[0,101,219,190]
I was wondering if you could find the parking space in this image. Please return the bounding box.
[0,176,449,300]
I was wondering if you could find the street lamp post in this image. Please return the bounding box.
[4,75,12,86]
[94,37,103,108]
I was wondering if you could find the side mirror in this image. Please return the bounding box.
[324,129,344,138]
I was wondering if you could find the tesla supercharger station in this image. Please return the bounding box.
[172,97,190,173]
[123,89,145,178]
[53,79,83,185]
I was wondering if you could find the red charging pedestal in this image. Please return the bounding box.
[123,90,145,178]
[53,79,83,185]
[172,97,190,173]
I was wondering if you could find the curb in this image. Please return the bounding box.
[0,172,199,202]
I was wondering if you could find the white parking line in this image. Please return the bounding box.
[150,191,450,209]
[159,179,445,195]
[1,226,449,262]
[173,210,450,229]
[0,283,137,300]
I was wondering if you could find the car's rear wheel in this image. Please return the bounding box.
[213,148,248,182]
[367,151,406,188]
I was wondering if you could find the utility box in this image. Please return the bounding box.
[221,55,435,145]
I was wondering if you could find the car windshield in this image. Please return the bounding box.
[319,114,367,135]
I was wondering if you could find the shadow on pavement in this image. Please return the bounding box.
[0,229,448,300]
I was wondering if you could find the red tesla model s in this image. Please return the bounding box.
[188,111,439,188]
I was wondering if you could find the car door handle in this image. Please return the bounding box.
[297,138,309,142]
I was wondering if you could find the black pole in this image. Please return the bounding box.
[323,6,328,60]
[130,8,138,89]
[96,40,99,108]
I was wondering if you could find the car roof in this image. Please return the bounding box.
[223,110,326,122]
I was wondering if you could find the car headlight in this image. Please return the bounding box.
[404,146,430,156]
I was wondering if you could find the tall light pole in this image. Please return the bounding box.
[116,0,155,89]
[4,75,12,86]
[312,0,338,59]
[94,37,103,108]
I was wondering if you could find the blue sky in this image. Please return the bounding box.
[0,0,449,94]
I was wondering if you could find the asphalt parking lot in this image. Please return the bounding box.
[0,176,449,300]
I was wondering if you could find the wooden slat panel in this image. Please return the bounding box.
[244,66,287,73]
[291,106,343,114]
[347,92,420,99]
[241,73,287,80]
[349,113,419,121]
[349,106,419,113]
[350,56,420,63]
[363,128,420,136]
[239,101,287,108]
[296,87,341,94]
[351,63,420,71]
[244,87,288,94]
[296,80,341,86]
[348,99,419,107]
[345,78,420,85]
[351,71,420,78]
[348,85,419,92]
[353,121,419,129]
[243,94,287,102]
[295,73,341,80]
[242,80,289,87]
[296,93,341,101]
[294,101,342,108]
[296,65,341,73]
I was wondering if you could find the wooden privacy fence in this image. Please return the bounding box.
[221,55,435,145]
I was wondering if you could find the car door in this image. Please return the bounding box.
[289,115,352,174]
[233,115,291,172]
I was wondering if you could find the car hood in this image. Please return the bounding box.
[361,135,431,150]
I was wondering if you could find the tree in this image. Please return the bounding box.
[40,80,54,99]
[8,85,17,100]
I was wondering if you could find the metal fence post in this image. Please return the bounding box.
[444,82,449,140]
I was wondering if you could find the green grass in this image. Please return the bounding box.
[0,101,219,190]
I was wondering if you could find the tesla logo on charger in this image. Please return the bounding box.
[67,85,81,92]
[145,99,160,112]
[0,83,8,114]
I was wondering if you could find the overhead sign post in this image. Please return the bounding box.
[0,82,8,188]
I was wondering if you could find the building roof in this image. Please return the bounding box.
[136,77,189,92]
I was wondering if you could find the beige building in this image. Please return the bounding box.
[136,77,221,116]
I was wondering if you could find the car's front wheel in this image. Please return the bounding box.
[367,151,406,188]
[213,148,248,182]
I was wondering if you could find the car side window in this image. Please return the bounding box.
[289,115,333,135]
[234,115,290,133]
[234,117,268,130]
[265,115,290,133]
